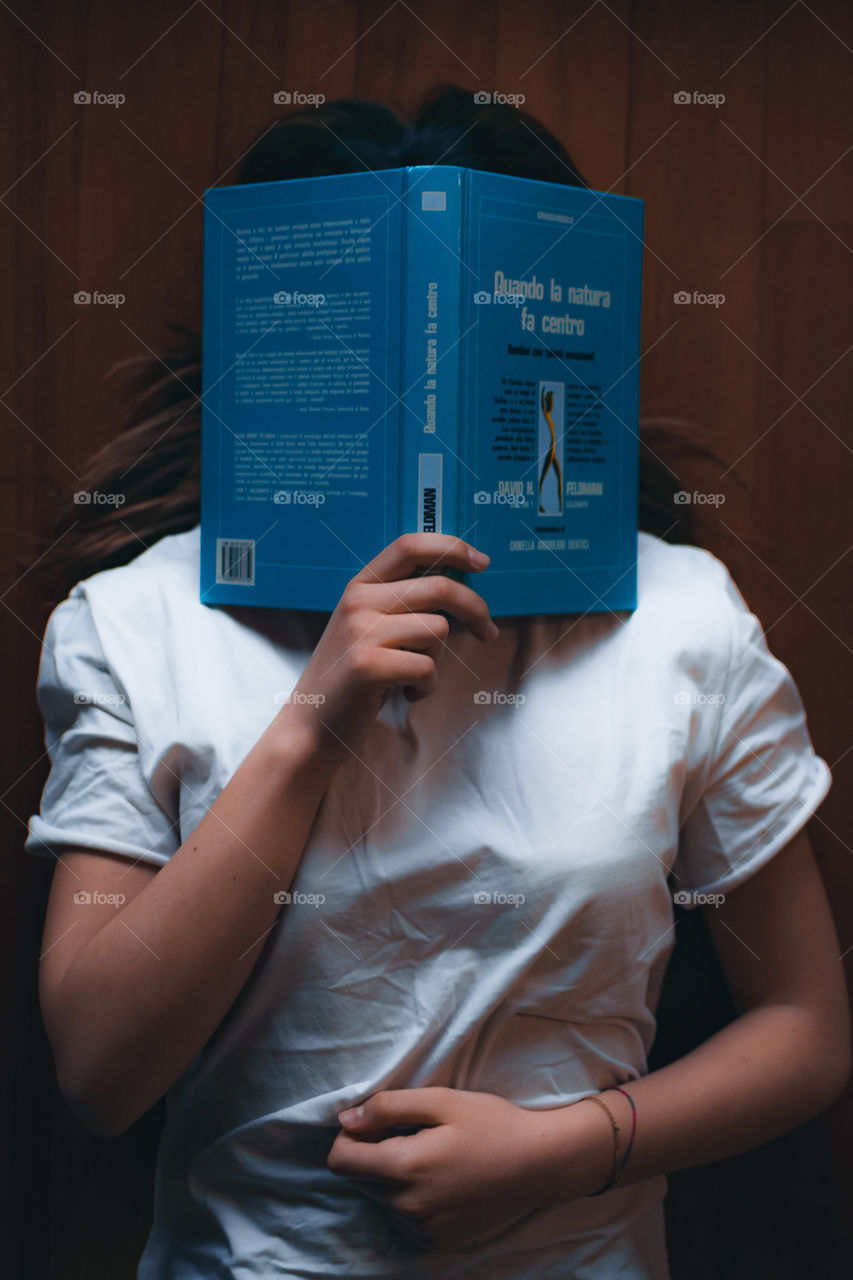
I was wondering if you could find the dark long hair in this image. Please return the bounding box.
[31,83,728,604]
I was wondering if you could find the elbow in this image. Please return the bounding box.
[44,982,156,1138]
[55,1055,140,1139]
[804,1008,851,1116]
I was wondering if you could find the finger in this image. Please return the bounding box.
[353,533,489,588]
[369,612,455,703]
[370,576,495,644]
[338,1086,452,1132]
[327,1130,412,1181]
[355,647,440,701]
[400,633,445,704]
[372,610,451,654]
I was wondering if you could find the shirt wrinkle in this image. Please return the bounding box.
[23,524,832,1279]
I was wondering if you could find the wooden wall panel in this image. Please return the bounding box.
[73,3,225,455]
[1,7,91,1279]
[753,6,853,1266]
[762,0,853,227]
[216,0,360,179]
[2,5,227,1278]
[625,0,773,594]
[3,2,850,1277]
[496,0,633,197]
[352,0,496,113]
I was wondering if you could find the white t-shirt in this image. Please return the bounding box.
[26,524,831,1279]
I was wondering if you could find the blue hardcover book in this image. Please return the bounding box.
[200,165,644,616]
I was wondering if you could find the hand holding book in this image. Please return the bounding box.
[278,532,499,769]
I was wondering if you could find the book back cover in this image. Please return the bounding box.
[199,168,407,608]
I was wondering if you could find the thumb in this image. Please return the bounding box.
[337,1087,451,1132]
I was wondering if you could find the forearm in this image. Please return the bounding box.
[54,707,339,1136]
[538,1002,849,1201]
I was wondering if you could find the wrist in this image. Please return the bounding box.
[521,1096,618,1208]
[263,701,345,782]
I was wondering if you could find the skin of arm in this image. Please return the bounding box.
[328,826,852,1252]
[41,707,340,1138]
[38,534,496,1139]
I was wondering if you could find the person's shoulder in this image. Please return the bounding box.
[33,527,203,717]
[634,531,747,661]
[45,524,206,666]
[74,523,202,616]
[637,530,736,594]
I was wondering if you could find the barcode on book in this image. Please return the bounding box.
[216,538,255,585]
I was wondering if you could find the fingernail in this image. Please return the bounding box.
[338,1105,364,1124]
[487,620,500,640]
[469,548,490,567]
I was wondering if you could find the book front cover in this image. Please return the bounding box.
[457,168,643,616]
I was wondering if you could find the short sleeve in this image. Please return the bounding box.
[674,563,832,906]
[25,587,181,867]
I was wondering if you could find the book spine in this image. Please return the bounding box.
[398,168,465,547]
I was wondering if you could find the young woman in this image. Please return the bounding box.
[27,85,849,1279]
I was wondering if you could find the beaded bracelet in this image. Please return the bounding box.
[585,1086,637,1196]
